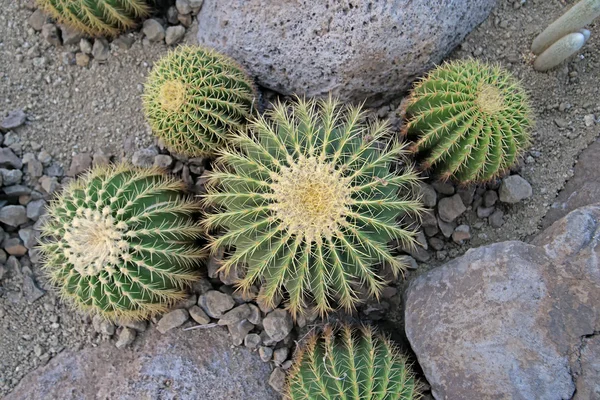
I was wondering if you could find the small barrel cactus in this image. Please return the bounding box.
[402,59,533,183]
[531,0,600,55]
[142,46,257,157]
[204,97,423,318]
[534,32,586,72]
[36,0,150,37]
[286,324,421,400]
[39,164,204,321]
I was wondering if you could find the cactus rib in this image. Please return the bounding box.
[286,324,421,400]
[39,163,204,321]
[402,59,533,184]
[204,96,423,319]
[36,0,151,37]
[142,46,257,157]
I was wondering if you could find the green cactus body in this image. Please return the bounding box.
[204,97,423,318]
[39,164,203,321]
[286,324,421,400]
[534,32,586,72]
[36,0,150,37]
[402,59,533,184]
[142,46,257,157]
[531,0,600,55]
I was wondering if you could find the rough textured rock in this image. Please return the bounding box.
[196,0,496,105]
[542,138,600,228]
[404,204,600,399]
[6,326,278,400]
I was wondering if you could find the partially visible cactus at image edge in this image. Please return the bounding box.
[36,0,151,37]
[402,59,533,184]
[531,0,600,55]
[39,164,204,321]
[143,45,257,157]
[203,96,423,319]
[533,32,587,71]
[286,324,421,400]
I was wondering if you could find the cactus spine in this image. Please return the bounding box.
[402,59,533,183]
[533,32,586,72]
[286,324,421,400]
[204,97,423,319]
[39,164,203,321]
[531,0,600,55]
[143,46,257,157]
[36,0,150,37]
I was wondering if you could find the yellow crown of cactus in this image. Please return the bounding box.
[142,46,257,157]
[36,0,150,37]
[203,97,423,319]
[39,164,204,321]
[286,324,421,400]
[402,59,533,183]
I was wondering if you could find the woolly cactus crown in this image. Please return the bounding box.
[36,0,150,37]
[402,59,533,183]
[39,164,204,321]
[204,96,423,318]
[286,324,421,400]
[142,46,257,157]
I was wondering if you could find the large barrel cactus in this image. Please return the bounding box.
[39,164,204,321]
[142,46,257,157]
[204,97,423,318]
[402,59,533,184]
[36,0,150,37]
[286,324,421,400]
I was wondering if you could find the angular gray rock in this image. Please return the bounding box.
[166,25,186,45]
[0,148,23,169]
[196,0,496,105]
[437,194,466,223]
[67,153,92,177]
[0,205,28,227]
[404,204,600,399]
[262,309,293,342]
[156,309,189,333]
[1,109,26,131]
[198,290,235,318]
[6,326,278,399]
[499,174,532,203]
[143,19,165,42]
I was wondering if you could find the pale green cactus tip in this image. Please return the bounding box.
[203,96,424,320]
[402,59,533,184]
[142,45,257,157]
[286,324,422,400]
[531,0,600,55]
[39,163,204,321]
[36,0,151,37]
[533,32,586,72]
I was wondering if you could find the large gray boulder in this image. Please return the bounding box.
[6,325,279,400]
[404,204,600,399]
[196,0,496,105]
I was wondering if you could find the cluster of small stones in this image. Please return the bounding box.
[26,0,202,68]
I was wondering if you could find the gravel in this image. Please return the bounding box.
[262,309,293,342]
[156,309,189,334]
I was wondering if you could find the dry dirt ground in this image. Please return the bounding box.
[0,0,599,397]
